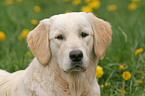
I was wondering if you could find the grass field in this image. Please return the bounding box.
[0,0,145,95]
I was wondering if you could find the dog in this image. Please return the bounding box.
[0,12,112,96]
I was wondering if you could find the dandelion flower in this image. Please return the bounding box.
[136,80,143,84]
[139,80,143,83]
[107,4,117,11]
[27,51,33,57]
[105,82,111,86]
[34,5,41,12]
[81,6,93,13]
[16,0,22,2]
[135,48,143,55]
[21,29,29,37]
[72,0,81,5]
[88,1,100,9]
[5,0,13,5]
[95,66,104,78]
[101,84,104,88]
[18,29,30,40]
[122,71,131,80]
[0,31,6,42]
[118,89,126,95]
[128,3,137,10]
[31,19,38,25]
[119,65,124,71]
[85,0,91,3]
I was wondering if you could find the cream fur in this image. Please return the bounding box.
[0,12,112,96]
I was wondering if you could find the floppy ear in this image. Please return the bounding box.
[27,19,51,65]
[87,13,112,60]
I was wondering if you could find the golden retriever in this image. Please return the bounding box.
[0,12,112,96]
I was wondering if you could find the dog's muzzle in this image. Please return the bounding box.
[69,50,85,72]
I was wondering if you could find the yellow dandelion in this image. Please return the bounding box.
[31,19,38,25]
[16,0,22,2]
[72,0,81,5]
[88,1,100,9]
[18,29,30,40]
[21,29,29,37]
[122,71,131,80]
[107,4,117,11]
[128,3,137,10]
[26,51,33,57]
[131,0,140,2]
[34,5,41,12]
[81,6,93,13]
[139,80,143,83]
[0,31,6,42]
[101,84,104,88]
[136,80,143,84]
[135,48,143,55]
[105,82,111,86]
[85,0,91,3]
[5,0,13,5]
[110,95,113,96]
[119,65,124,71]
[95,66,104,78]
[118,89,126,95]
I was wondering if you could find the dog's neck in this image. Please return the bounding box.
[24,57,98,96]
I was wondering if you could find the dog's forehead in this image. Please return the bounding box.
[50,13,91,31]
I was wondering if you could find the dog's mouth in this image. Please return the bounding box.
[66,62,86,73]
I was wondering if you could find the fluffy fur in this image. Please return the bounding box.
[0,12,112,96]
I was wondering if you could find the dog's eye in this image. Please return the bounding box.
[81,32,89,38]
[56,34,63,40]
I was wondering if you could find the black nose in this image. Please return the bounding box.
[69,50,83,62]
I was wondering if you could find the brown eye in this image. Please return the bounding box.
[81,32,89,38]
[56,34,63,40]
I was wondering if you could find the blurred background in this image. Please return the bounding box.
[0,0,145,95]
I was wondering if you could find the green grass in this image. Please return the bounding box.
[0,0,145,95]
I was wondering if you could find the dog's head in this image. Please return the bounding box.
[27,12,112,73]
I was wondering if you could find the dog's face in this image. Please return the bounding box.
[49,13,94,72]
[27,12,112,73]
